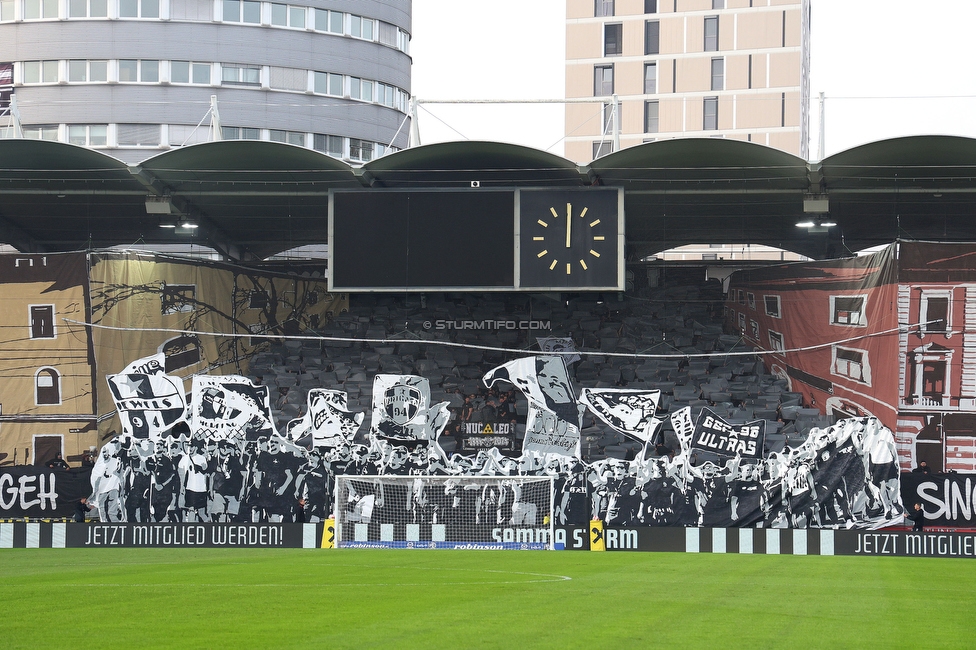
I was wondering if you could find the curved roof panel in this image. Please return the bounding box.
[362,140,584,187]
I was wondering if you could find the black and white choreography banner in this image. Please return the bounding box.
[94,353,904,530]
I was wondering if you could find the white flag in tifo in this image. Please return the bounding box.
[579,387,662,442]
[106,353,186,439]
[190,375,277,441]
[370,375,450,442]
[483,356,580,427]
[287,388,364,447]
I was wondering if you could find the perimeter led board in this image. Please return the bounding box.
[329,188,623,292]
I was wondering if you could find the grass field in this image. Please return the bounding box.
[1,549,974,649]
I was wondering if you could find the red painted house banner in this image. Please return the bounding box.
[726,241,976,475]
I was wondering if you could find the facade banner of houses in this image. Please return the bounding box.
[88,252,347,442]
[0,253,95,469]
[725,241,976,473]
[0,251,347,466]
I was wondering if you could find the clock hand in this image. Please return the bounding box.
[565,202,572,248]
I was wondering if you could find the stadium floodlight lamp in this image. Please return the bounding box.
[179,218,199,230]
[795,221,815,228]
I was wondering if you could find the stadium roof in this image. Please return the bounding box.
[1,135,975,261]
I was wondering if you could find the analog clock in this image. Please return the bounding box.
[517,189,621,289]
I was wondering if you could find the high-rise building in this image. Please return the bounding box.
[0,0,412,163]
[565,0,809,162]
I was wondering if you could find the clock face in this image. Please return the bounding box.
[518,189,621,289]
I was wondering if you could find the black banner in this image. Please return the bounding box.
[0,467,92,518]
[460,434,516,451]
[900,472,976,527]
[691,409,765,459]
[64,522,312,547]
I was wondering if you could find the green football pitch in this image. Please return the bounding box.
[1,549,973,649]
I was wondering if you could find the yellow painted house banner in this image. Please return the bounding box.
[0,250,347,463]
[88,252,347,441]
[0,252,95,467]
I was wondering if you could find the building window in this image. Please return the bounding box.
[222,126,261,140]
[349,77,375,102]
[592,140,613,159]
[737,289,745,305]
[768,330,784,353]
[1,0,15,20]
[24,0,57,19]
[644,62,657,94]
[349,14,374,40]
[595,0,613,17]
[747,292,756,310]
[832,346,871,385]
[737,312,746,332]
[223,0,259,23]
[22,125,59,140]
[313,71,344,96]
[645,20,660,55]
[645,0,656,12]
[118,124,160,147]
[23,60,58,84]
[711,57,724,91]
[270,129,305,146]
[712,0,724,8]
[764,295,781,318]
[594,65,613,96]
[68,60,108,82]
[68,124,108,146]
[30,304,55,339]
[907,342,951,407]
[35,368,61,405]
[68,0,107,17]
[171,61,211,84]
[314,133,344,157]
[830,295,867,327]
[604,23,622,56]
[312,8,343,33]
[119,0,158,18]
[644,100,659,134]
[703,96,718,130]
[161,283,196,314]
[920,290,951,334]
[222,63,261,86]
[270,3,305,28]
[704,16,719,51]
[248,290,269,309]
[119,59,159,83]
[349,138,373,162]
[749,320,759,340]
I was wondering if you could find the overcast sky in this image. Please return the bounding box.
[411,0,976,160]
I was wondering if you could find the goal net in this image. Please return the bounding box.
[334,475,555,550]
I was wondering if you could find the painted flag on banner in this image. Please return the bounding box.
[691,408,765,459]
[537,336,581,365]
[191,375,276,441]
[579,387,661,442]
[523,404,581,457]
[483,355,580,426]
[106,354,186,439]
[287,388,364,447]
[370,375,450,441]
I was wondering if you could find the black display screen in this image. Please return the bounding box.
[331,191,515,290]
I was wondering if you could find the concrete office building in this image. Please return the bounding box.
[565,0,809,162]
[0,0,411,163]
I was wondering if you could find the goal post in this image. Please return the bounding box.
[334,475,555,550]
